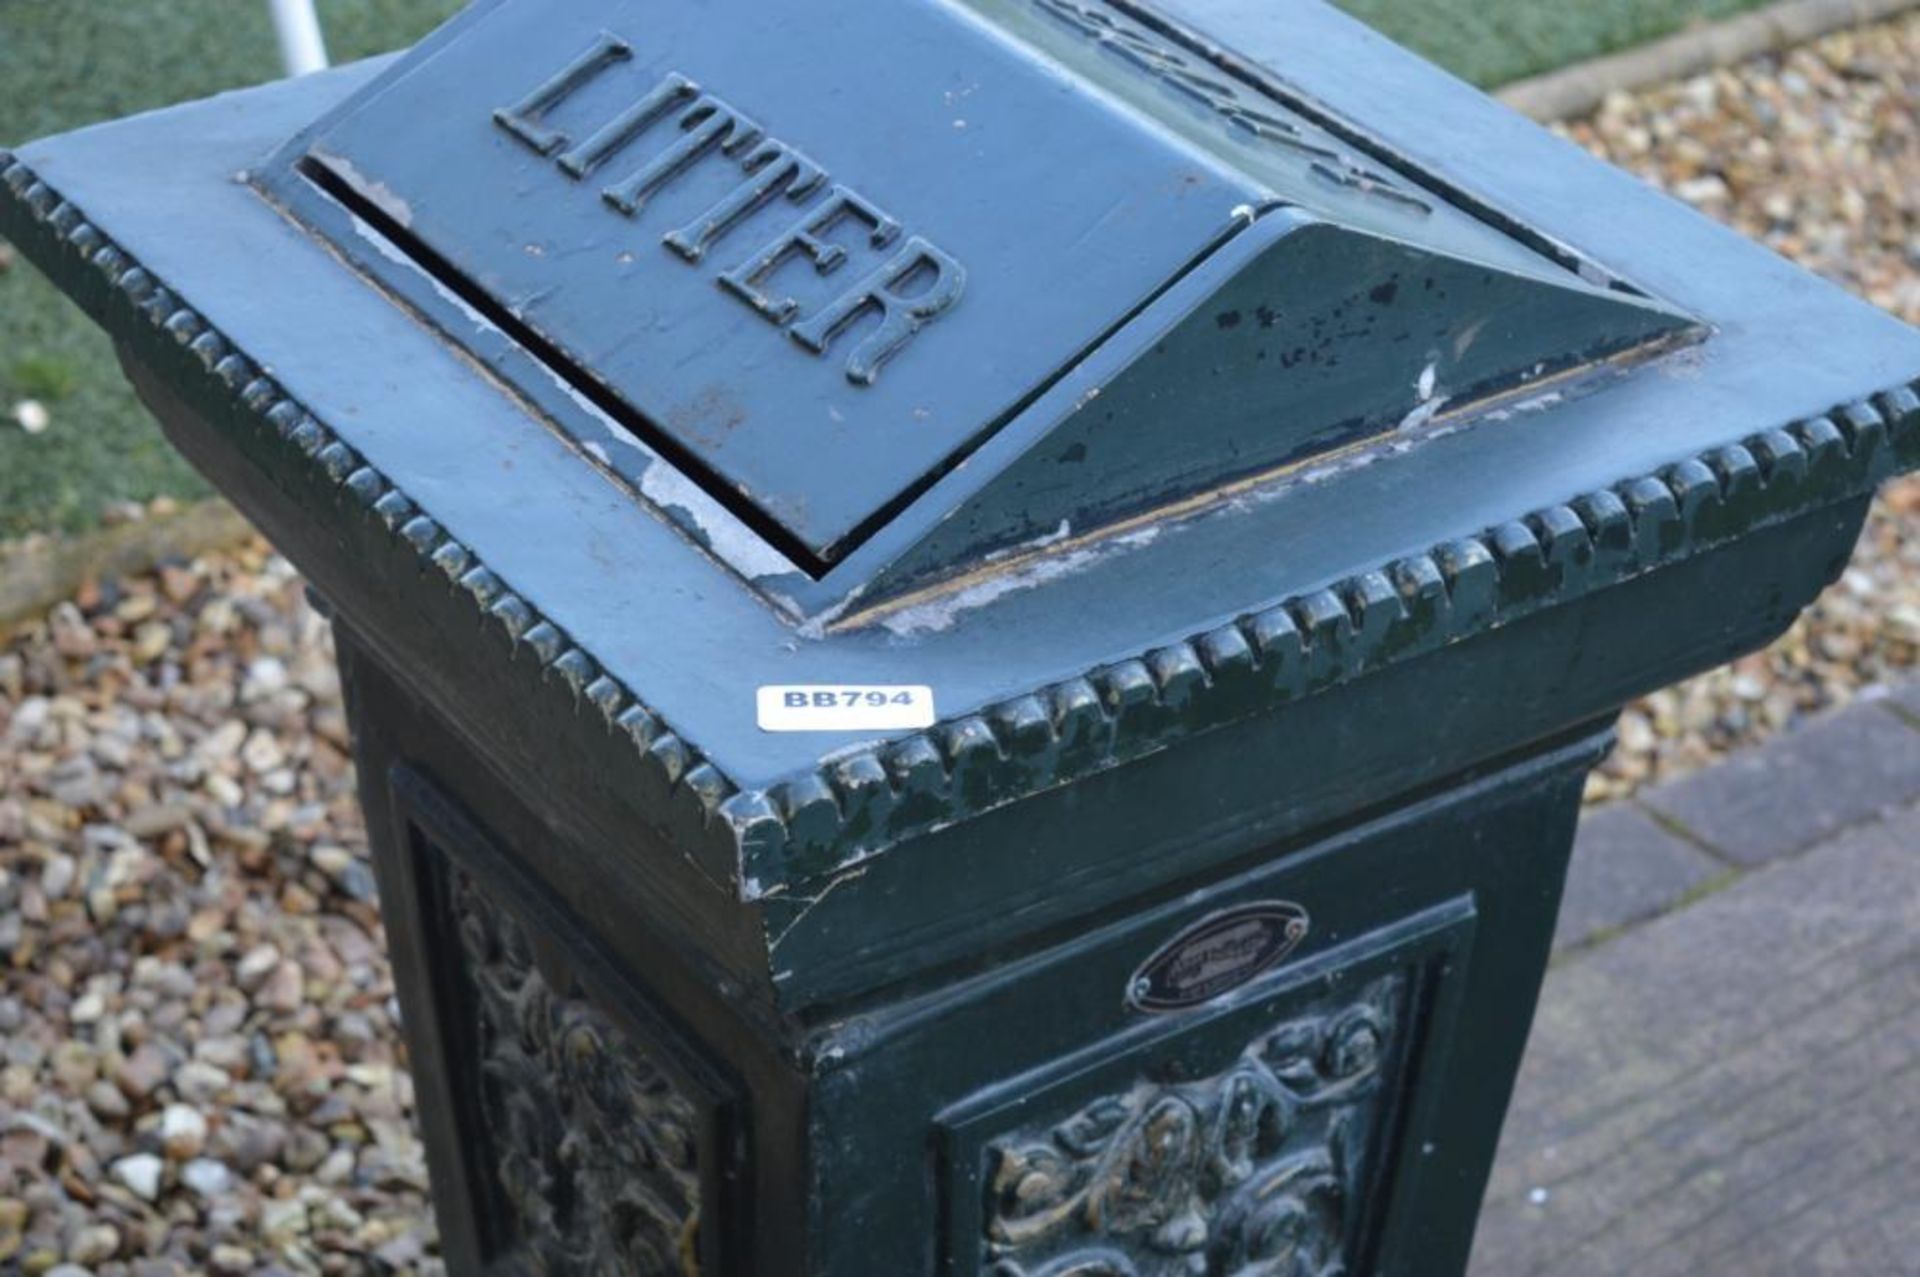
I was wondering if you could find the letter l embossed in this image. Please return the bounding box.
[494,32,633,157]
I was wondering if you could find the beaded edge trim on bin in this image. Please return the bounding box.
[5,150,1917,898]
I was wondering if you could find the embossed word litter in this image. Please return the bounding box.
[495,32,966,386]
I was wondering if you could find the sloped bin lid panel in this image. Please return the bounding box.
[263,0,1693,592]
[268,0,1275,568]
[968,0,1558,281]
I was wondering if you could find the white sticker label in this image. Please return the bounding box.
[757,685,937,733]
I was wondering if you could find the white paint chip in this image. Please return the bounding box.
[1416,361,1439,401]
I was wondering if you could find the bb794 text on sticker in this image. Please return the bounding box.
[757,686,937,732]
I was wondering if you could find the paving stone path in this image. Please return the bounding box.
[1473,690,1920,1277]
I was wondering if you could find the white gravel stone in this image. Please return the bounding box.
[173,1061,232,1107]
[38,854,75,901]
[160,1103,208,1161]
[180,1157,235,1199]
[233,943,281,992]
[110,1152,165,1202]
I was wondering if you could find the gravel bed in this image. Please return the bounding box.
[0,547,436,1275]
[0,14,1915,1275]
[1567,12,1920,798]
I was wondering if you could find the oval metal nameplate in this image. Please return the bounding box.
[1127,902,1311,1013]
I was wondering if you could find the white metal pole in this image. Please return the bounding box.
[268,0,331,77]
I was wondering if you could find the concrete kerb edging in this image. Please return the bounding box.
[1498,0,1920,120]
[0,498,255,629]
[2,0,1913,625]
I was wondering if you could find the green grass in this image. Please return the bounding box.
[0,0,1774,539]
[0,1,461,540]
[1343,0,1774,87]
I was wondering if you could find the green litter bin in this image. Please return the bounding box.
[3,0,1916,1272]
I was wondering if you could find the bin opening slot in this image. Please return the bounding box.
[296,154,839,578]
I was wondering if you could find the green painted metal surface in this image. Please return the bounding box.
[2,0,1915,1272]
[260,0,1688,581]
[0,0,1769,539]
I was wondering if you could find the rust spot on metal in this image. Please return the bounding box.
[666,385,749,452]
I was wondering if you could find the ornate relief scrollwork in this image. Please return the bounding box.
[985,974,1405,1277]
[450,867,703,1276]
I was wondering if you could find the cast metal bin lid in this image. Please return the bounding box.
[257,0,1693,601]
[6,0,1916,899]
